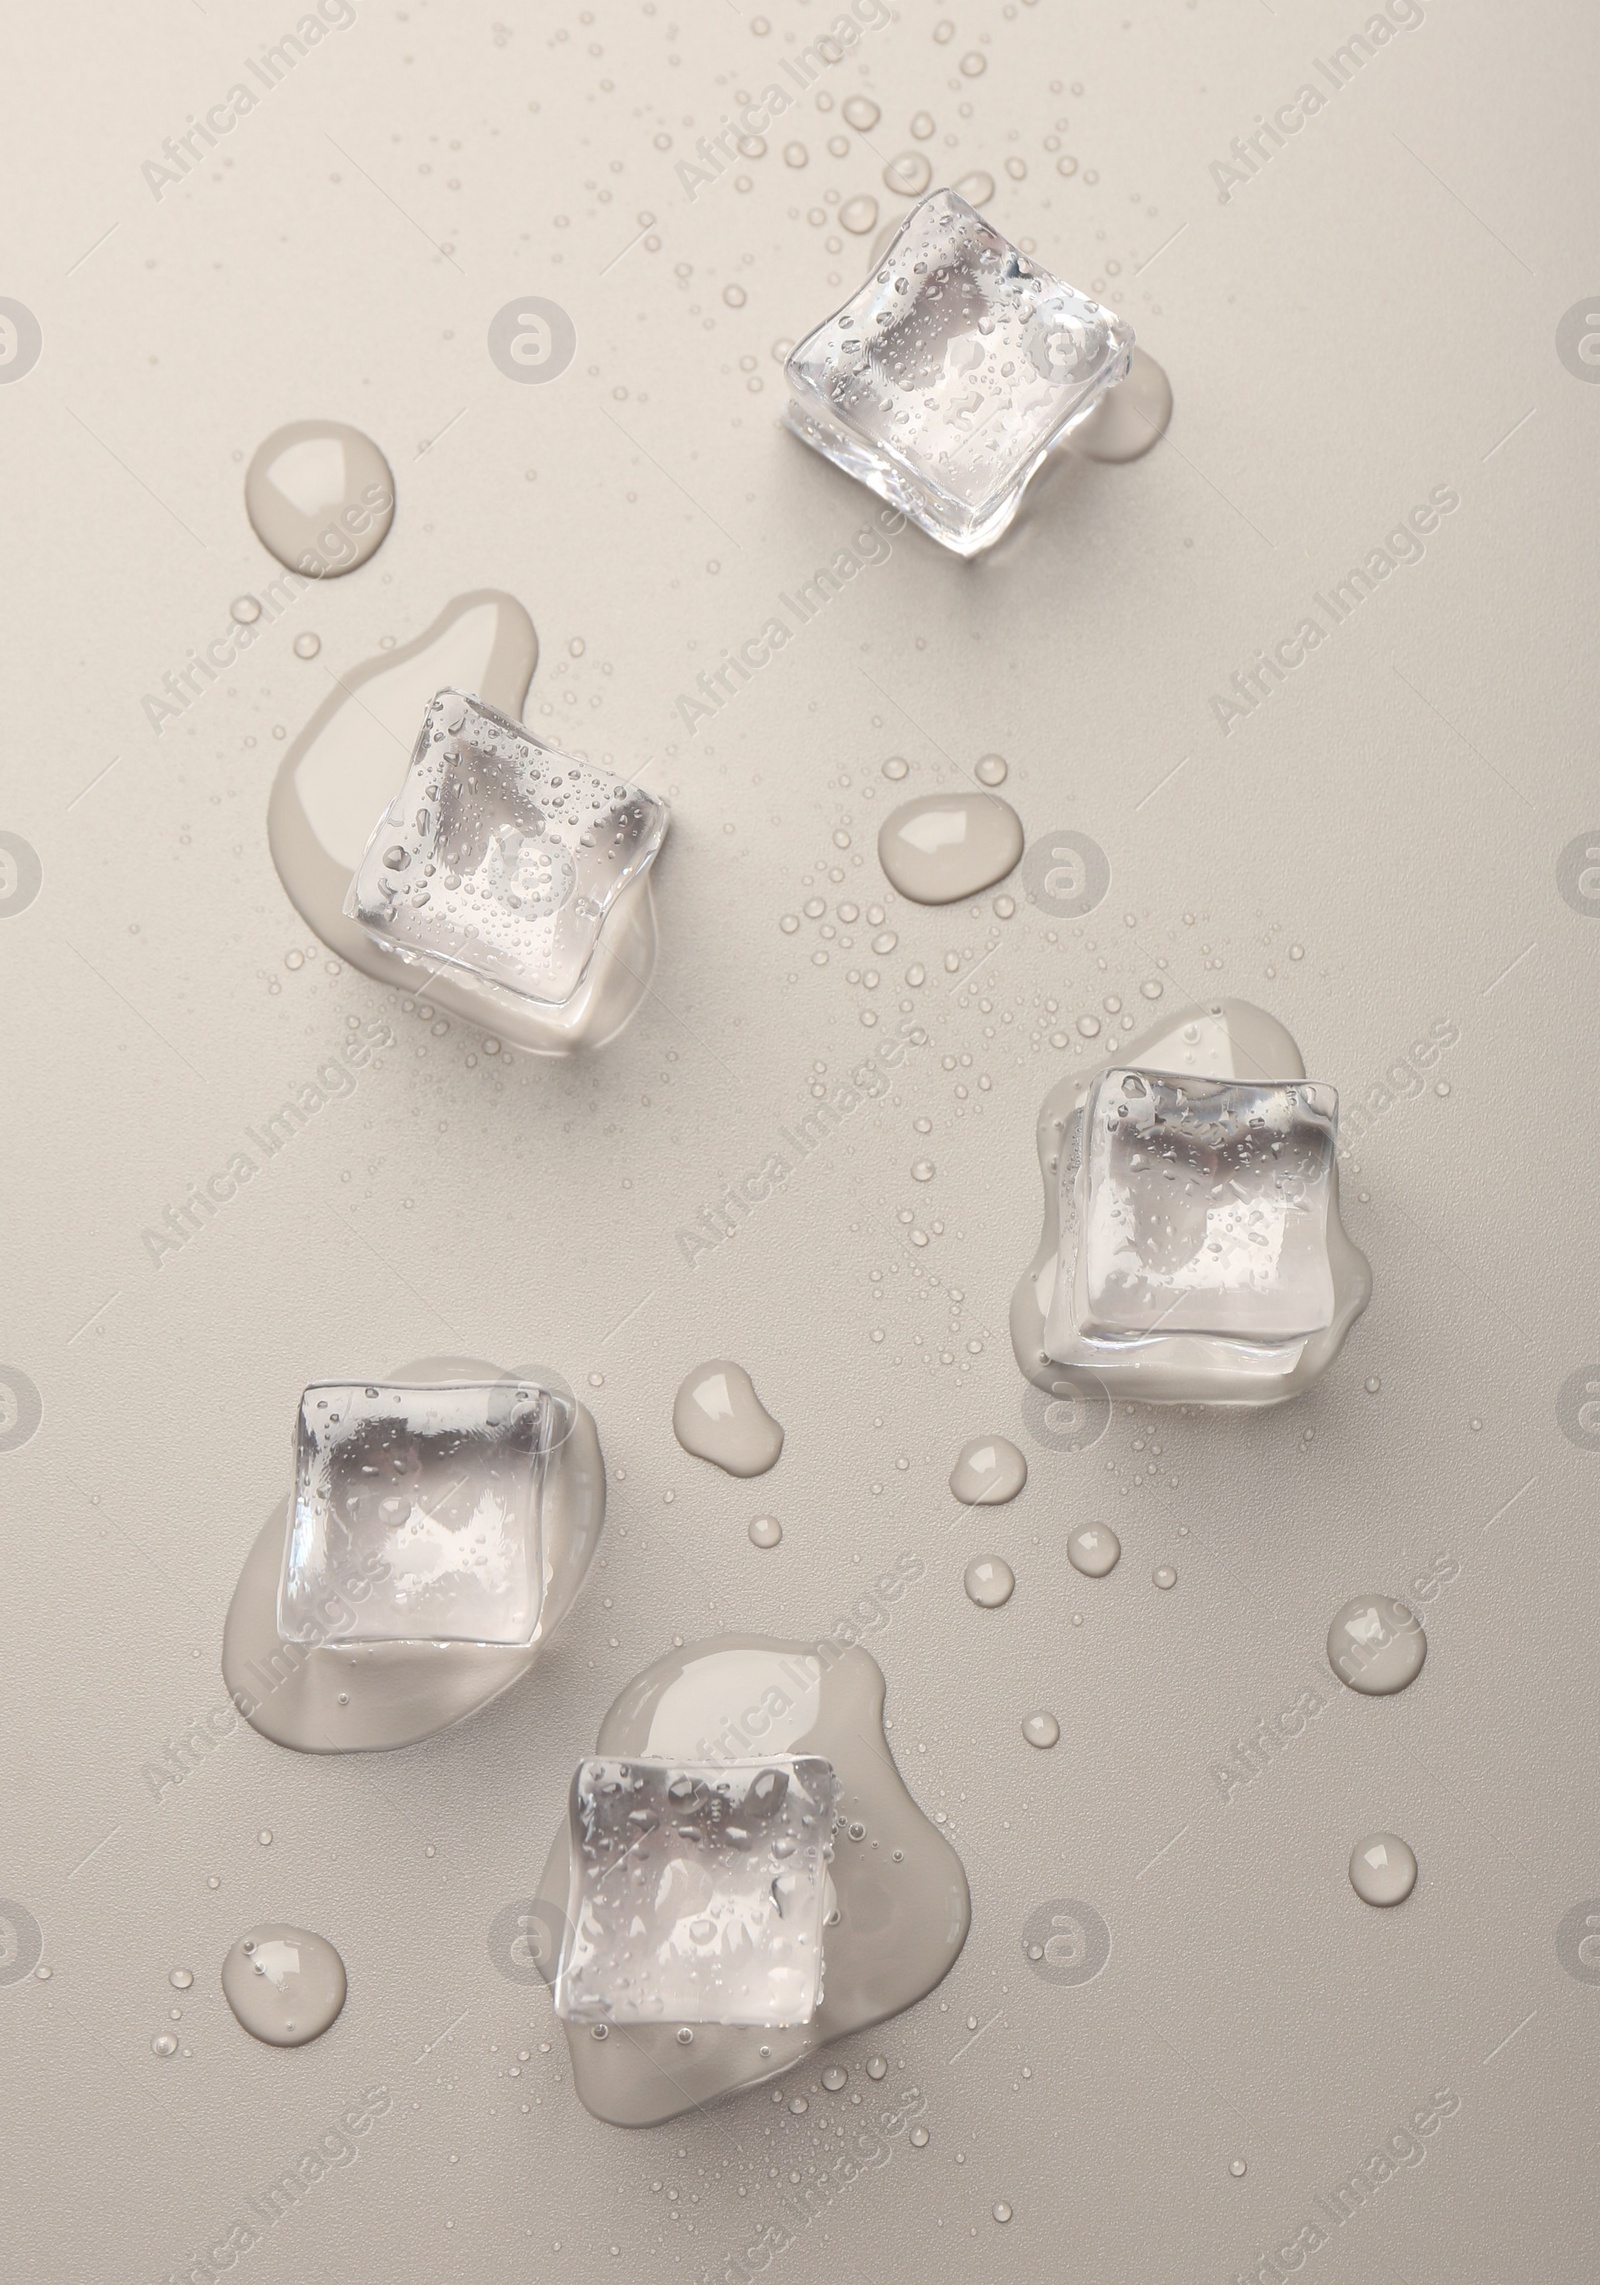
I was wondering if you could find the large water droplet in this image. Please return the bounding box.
[221,1923,347,2047]
[1327,1595,1426,1696]
[878,792,1024,905]
[1067,1523,1119,1578]
[964,1555,1015,1608]
[673,1361,784,1477]
[1348,1832,1417,1907]
[245,420,394,578]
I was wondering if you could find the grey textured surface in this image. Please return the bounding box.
[3,1,1598,2279]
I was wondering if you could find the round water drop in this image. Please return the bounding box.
[842,96,880,130]
[1348,1832,1417,1908]
[882,754,909,781]
[866,2055,887,2080]
[974,753,1008,786]
[1021,1711,1059,1749]
[1327,1595,1426,1696]
[152,2032,178,2057]
[748,1513,783,1548]
[840,195,879,235]
[221,1924,347,2048]
[723,283,746,307]
[993,2202,1013,2223]
[169,1968,193,1990]
[1230,2158,1247,2179]
[912,1158,935,1182]
[821,2063,848,2090]
[293,631,321,659]
[949,1436,1027,1506]
[673,1360,784,1477]
[783,142,808,168]
[788,2094,808,2114]
[1067,1523,1119,1578]
[1152,1564,1177,1590]
[884,150,932,196]
[910,2125,930,2148]
[676,2026,695,2045]
[879,792,1024,905]
[964,1555,1015,1608]
[953,167,995,203]
[245,420,394,579]
[230,594,262,625]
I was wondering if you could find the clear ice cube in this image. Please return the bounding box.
[1074,1070,1340,1345]
[784,189,1133,556]
[345,690,668,1008]
[279,1380,566,1647]
[555,1756,839,2028]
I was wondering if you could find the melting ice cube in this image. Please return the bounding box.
[345,690,668,1008]
[1074,1070,1339,1345]
[555,1757,839,2028]
[279,1379,568,1647]
[784,189,1133,555]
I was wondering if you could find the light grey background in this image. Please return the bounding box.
[3,0,1598,2278]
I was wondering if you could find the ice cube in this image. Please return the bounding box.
[555,1756,839,2028]
[279,1379,568,1647]
[1074,1070,1339,1345]
[345,690,668,1008]
[784,189,1133,555]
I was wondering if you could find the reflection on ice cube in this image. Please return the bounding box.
[784,189,1133,555]
[279,1379,570,1648]
[556,1756,839,2028]
[344,690,668,1008]
[1075,1070,1339,1345]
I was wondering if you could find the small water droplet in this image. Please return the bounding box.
[910,2124,930,2148]
[1152,1565,1177,1590]
[1230,2158,1247,2179]
[1021,1711,1060,1749]
[1067,1524,1120,1578]
[821,2063,848,2090]
[964,1555,1015,1609]
[152,2033,178,2057]
[1348,1832,1417,1907]
[293,631,321,659]
[992,2201,1012,2223]
[867,2055,887,2080]
[169,1968,193,1990]
[748,1513,783,1548]
[974,753,1007,786]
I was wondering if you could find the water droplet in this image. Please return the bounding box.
[1365,1376,1381,1394]
[1021,1711,1059,1750]
[1230,2158,1247,2178]
[675,2026,695,2045]
[748,1513,783,1548]
[949,1436,1027,1506]
[783,142,808,168]
[230,594,262,625]
[257,1829,273,1846]
[152,2033,178,2057]
[953,165,994,201]
[1067,1523,1120,1578]
[1140,978,1163,999]
[821,2063,848,2090]
[673,1361,784,1477]
[788,2094,809,2114]
[1327,1595,1426,1696]
[723,283,746,307]
[866,2055,887,2080]
[1348,1832,1417,1908]
[1076,1014,1101,1038]
[222,1924,347,2047]
[974,753,1008,786]
[992,2201,1012,2223]
[910,2124,930,2148]
[882,754,910,781]
[840,195,879,235]
[245,420,394,578]
[879,792,1024,905]
[169,1968,193,1990]
[1152,1564,1177,1590]
[964,1555,1015,1608]
[293,631,321,659]
[884,150,933,197]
